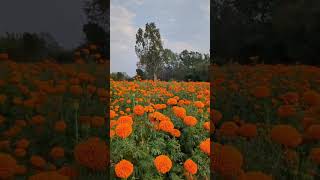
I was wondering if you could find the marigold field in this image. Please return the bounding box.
[212,64,320,179]
[0,59,108,179]
[110,79,210,179]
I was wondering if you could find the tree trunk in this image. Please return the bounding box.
[153,72,157,81]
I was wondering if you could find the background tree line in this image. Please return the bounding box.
[0,0,108,63]
[134,22,210,82]
[112,22,210,82]
[0,32,74,63]
[212,0,320,65]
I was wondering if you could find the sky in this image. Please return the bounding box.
[0,0,86,49]
[111,0,210,76]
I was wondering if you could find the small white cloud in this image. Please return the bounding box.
[162,38,195,53]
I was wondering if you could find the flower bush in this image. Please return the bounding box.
[0,58,108,179]
[212,64,320,179]
[110,79,210,179]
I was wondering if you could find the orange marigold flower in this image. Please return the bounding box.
[133,105,145,116]
[15,164,27,175]
[183,116,198,127]
[305,124,320,140]
[16,138,30,149]
[167,98,177,105]
[58,166,78,179]
[50,146,65,159]
[194,101,205,108]
[110,120,117,128]
[184,159,198,175]
[237,123,257,139]
[144,105,155,113]
[280,92,299,105]
[173,106,186,119]
[0,153,17,179]
[178,100,185,106]
[252,86,270,98]
[110,110,116,119]
[303,90,320,106]
[115,123,133,138]
[15,119,27,127]
[30,115,45,125]
[30,155,46,169]
[203,122,210,131]
[212,145,243,177]
[154,104,163,110]
[154,155,172,174]
[29,171,69,180]
[110,130,115,138]
[54,120,67,133]
[310,147,320,165]
[270,125,302,148]
[159,120,174,132]
[284,149,298,166]
[86,85,96,94]
[117,116,133,126]
[97,88,107,98]
[74,137,108,171]
[115,160,134,179]
[277,105,296,118]
[219,121,238,137]
[14,148,26,158]
[301,117,317,130]
[69,85,83,96]
[170,129,181,137]
[3,125,21,138]
[199,138,210,155]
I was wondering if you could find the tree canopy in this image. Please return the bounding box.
[135,23,164,81]
[212,0,320,65]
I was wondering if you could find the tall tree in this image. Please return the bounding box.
[82,0,109,58]
[135,23,164,81]
[83,0,108,31]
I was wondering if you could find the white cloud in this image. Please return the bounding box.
[163,39,192,53]
[110,3,138,76]
[110,0,210,76]
[162,38,207,54]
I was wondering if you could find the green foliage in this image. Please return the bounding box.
[110,81,210,179]
[110,72,131,81]
[0,32,74,62]
[135,22,164,80]
[212,0,320,65]
[136,48,210,82]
